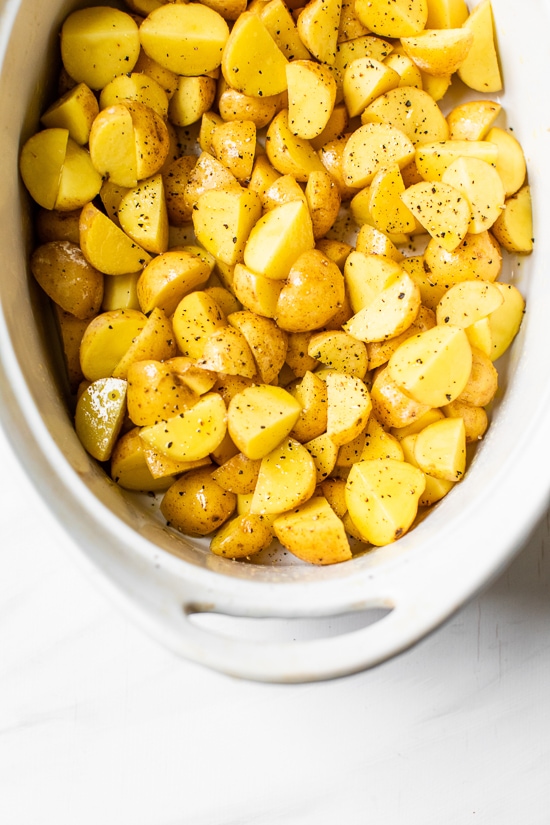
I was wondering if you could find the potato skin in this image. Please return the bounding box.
[275,249,346,332]
[30,241,103,320]
[160,466,237,536]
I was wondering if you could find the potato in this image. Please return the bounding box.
[414,416,466,481]
[227,384,302,459]
[89,101,170,189]
[144,448,211,482]
[126,359,198,427]
[400,180,471,251]
[61,7,140,90]
[285,331,319,377]
[160,466,236,537]
[30,241,103,320]
[184,152,240,211]
[244,199,315,281]
[201,0,247,21]
[344,271,421,343]
[172,290,227,359]
[261,174,307,212]
[250,437,317,515]
[486,126,527,198]
[168,76,217,128]
[401,256,446,312]
[390,407,445,441]
[102,272,141,312]
[273,496,352,564]
[308,330,368,379]
[221,12,288,97]
[53,306,90,392]
[117,174,169,255]
[487,283,525,362]
[446,99,501,141]
[132,48,180,98]
[275,248,345,332]
[319,134,361,201]
[309,104,350,152]
[99,73,169,118]
[415,139,498,182]
[343,58,400,118]
[41,83,99,145]
[387,324,473,407]
[210,513,273,558]
[162,155,197,226]
[139,4,229,76]
[137,248,214,316]
[193,186,263,267]
[367,301,433,365]
[210,120,257,182]
[288,370,328,442]
[333,34,394,88]
[259,0,311,61]
[304,433,340,482]
[265,110,326,181]
[345,458,426,546]
[232,264,282,318]
[360,414,404,461]
[355,0,427,36]
[344,251,402,313]
[425,0,468,28]
[111,307,177,380]
[227,311,288,383]
[140,392,228,463]
[198,326,257,377]
[354,225,403,262]
[342,122,415,188]
[324,371,372,446]
[36,208,81,245]
[401,27,473,76]
[217,83,286,128]
[366,164,417,236]
[436,280,503,356]
[441,156,505,234]
[110,428,173,492]
[457,0,502,93]
[211,453,261,494]
[455,346,498,407]
[423,231,502,287]
[296,0,342,64]
[338,0,369,41]
[399,434,455,506]
[75,377,127,462]
[286,60,337,139]
[383,53,423,88]
[491,185,534,255]
[79,308,147,382]
[20,129,102,212]
[80,202,152,277]
[442,400,488,443]
[371,366,432,429]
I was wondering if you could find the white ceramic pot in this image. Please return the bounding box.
[1,0,550,683]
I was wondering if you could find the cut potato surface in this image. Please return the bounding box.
[20,0,530,565]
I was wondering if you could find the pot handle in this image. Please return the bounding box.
[164,599,424,683]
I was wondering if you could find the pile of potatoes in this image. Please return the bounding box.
[19,0,532,565]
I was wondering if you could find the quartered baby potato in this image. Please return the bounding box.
[19,0,532,566]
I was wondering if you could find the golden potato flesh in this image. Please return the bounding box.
[61,7,140,90]
[140,4,229,76]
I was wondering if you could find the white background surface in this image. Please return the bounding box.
[1,422,549,825]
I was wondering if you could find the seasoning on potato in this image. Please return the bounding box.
[19,0,532,565]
